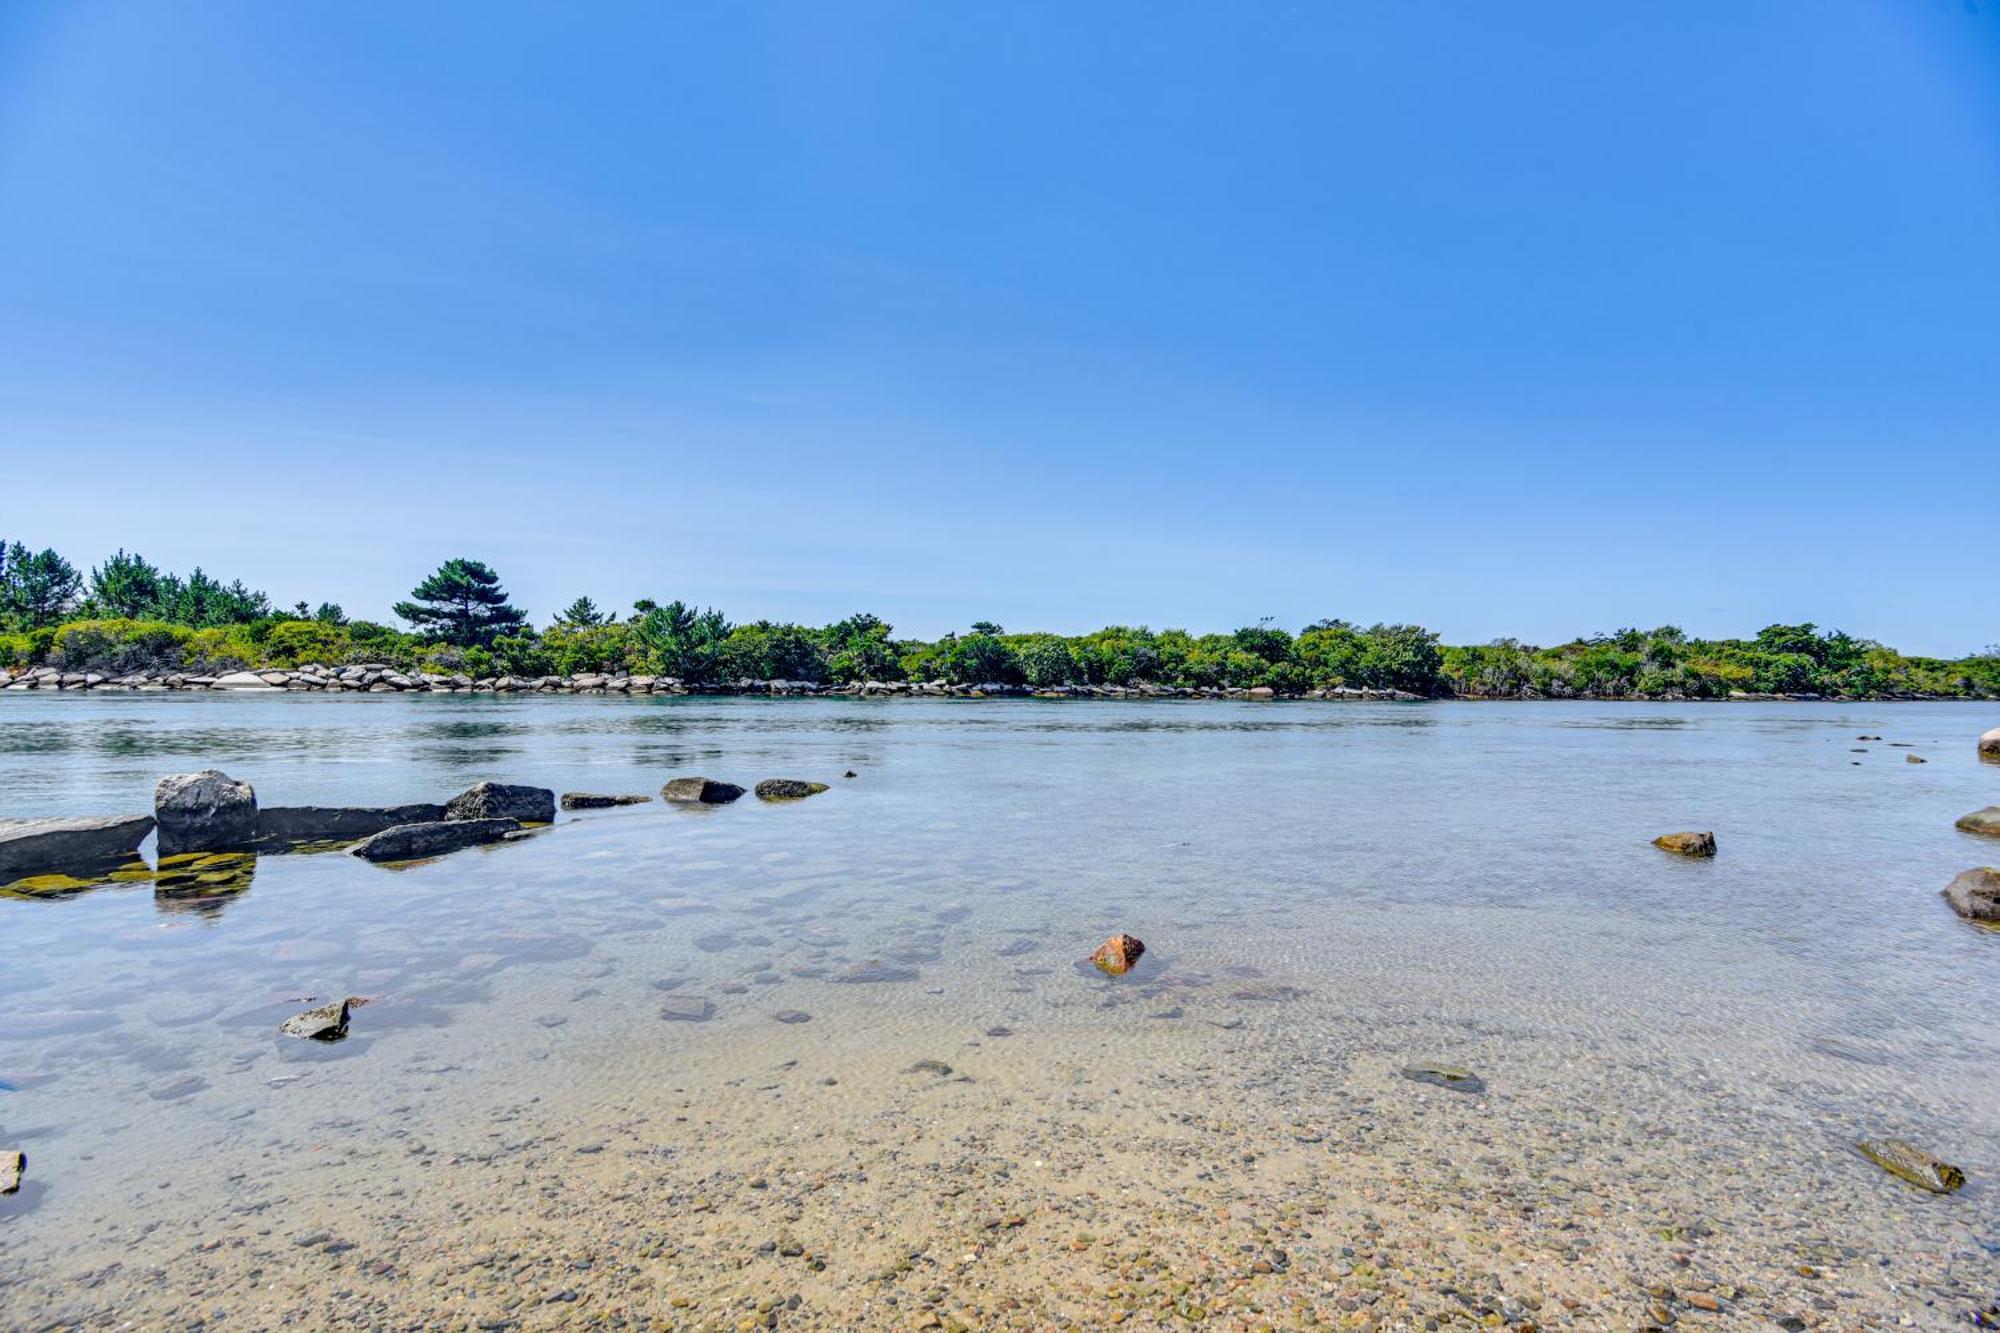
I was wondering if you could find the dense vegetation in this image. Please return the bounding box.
[2,544,1995,698]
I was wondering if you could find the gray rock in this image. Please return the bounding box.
[1,1149,20,1195]
[754,778,829,801]
[662,776,745,804]
[348,818,521,863]
[155,770,258,855]
[1954,806,2000,839]
[1982,727,2000,762]
[281,999,351,1041]
[559,792,654,810]
[444,781,554,823]
[0,814,155,880]
[211,669,281,690]
[1943,867,2000,922]
[256,804,446,846]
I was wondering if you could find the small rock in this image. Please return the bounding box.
[1401,1064,1485,1094]
[755,778,829,801]
[906,1058,953,1076]
[281,998,353,1042]
[1,1150,21,1195]
[842,770,858,779]
[661,776,745,804]
[1906,753,1927,764]
[1856,1138,1965,1193]
[1944,867,2000,922]
[1089,933,1146,975]
[1652,831,1716,858]
[559,793,653,810]
[659,996,715,1023]
[773,1010,812,1024]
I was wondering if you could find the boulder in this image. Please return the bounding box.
[1090,933,1146,975]
[280,998,352,1042]
[1856,1138,1965,1194]
[1,1149,21,1195]
[662,777,745,805]
[256,804,446,846]
[560,792,654,810]
[155,770,259,855]
[1943,867,2000,923]
[443,781,554,824]
[0,814,155,880]
[1957,807,2000,839]
[755,778,829,801]
[1982,727,2000,762]
[1652,831,1716,858]
[211,670,281,690]
[348,818,521,863]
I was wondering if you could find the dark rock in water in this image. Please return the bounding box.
[0,815,155,881]
[906,1058,953,1076]
[842,770,858,779]
[1943,867,2000,923]
[445,782,554,824]
[347,818,520,863]
[1090,933,1146,976]
[773,1010,812,1024]
[755,778,829,801]
[985,1026,1013,1038]
[155,770,258,855]
[1955,807,2000,839]
[830,960,919,984]
[559,792,653,810]
[1,1149,21,1195]
[662,776,745,804]
[256,804,445,847]
[1857,1138,1965,1193]
[1652,831,1716,858]
[281,999,352,1042]
[1401,1064,1485,1094]
[659,995,715,1022]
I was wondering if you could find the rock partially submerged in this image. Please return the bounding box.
[256,804,446,846]
[662,777,745,805]
[0,815,155,881]
[1943,867,2000,923]
[560,792,653,810]
[281,998,352,1042]
[444,781,554,824]
[1090,933,1147,976]
[348,818,521,863]
[1982,727,2000,762]
[1,1150,21,1195]
[1954,807,2000,839]
[155,769,258,855]
[755,778,829,800]
[1652,831,1717,858]
[1857,1138,1964,1193]
[1402,1064,1486,1094]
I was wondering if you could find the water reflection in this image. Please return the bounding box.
[153,851,259,917]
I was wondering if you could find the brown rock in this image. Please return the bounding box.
[1090,933,1146,975]
[1954,806,2000,839]
[280,998,352,1042]
[1943,867,2000,922]
[1,1149,21,1195]
[1652,831,1716,858]
[661,777,745,804]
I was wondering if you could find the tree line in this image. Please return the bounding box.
[2,545,1995,698]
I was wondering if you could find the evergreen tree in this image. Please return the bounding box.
[555,596,609,628]
[89,549,165,619]
[1,541,82,628]
[394,558,528,647]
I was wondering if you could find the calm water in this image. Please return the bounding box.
[1,693,1996,1329]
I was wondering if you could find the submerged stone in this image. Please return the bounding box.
[444,781,554,824]
[773,1010,812,1024]
[0,815,156,881]
[281,999,352,1042]
[1090,933,1147,976]
[1401,1064,1486,1094]
[155,770,258,855]
[1652,831,1717,858]
[755,778,829,801]
[906,1058,953,1076]
[1856,1138,1964,1193]
[348,818,521,863]
[659,995,715,1022]
[830,960,919,984]
[559,792,653,810]
[662,776,745,804]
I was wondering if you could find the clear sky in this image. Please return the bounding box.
[2,2,1996,653]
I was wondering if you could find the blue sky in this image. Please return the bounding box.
[2,2,1996,653]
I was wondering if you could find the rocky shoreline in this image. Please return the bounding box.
[0,662,1980,702]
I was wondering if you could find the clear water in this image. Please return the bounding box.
[1,694,1996,1330]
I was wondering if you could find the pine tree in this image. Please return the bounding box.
[394,558,529,647]
[555,596,609,628]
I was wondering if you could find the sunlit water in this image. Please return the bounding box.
[1,694,1996,1330]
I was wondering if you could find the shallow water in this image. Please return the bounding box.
[1,694,1996,1330]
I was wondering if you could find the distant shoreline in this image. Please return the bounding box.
[2,665,1988,704]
